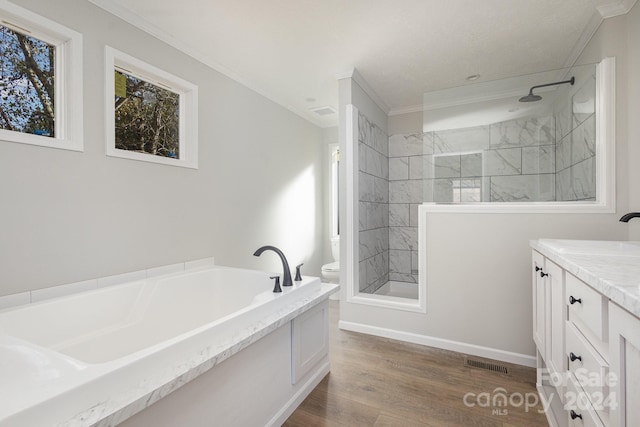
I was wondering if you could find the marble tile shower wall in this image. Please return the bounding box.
[389,116,557,203]
[358,112,389,293]
[387,117,555,283]
[484,116,556,202]
[555,74,596,201]
[387,133,424,284]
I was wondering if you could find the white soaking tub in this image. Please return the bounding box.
[0,265,337,426]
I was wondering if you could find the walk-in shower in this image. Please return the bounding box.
[348,58,614,309]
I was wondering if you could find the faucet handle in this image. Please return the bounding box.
[295,263,303,281]
[270,276,282,293]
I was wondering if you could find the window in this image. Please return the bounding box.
[105,47,198,169]
[0,25,54,137]
[0,2,83,150]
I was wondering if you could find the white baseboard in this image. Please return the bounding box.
[338,320,536,368]
[268,361,330,426]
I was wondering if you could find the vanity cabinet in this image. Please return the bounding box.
[609,303,640,427]
[532,243,640,427]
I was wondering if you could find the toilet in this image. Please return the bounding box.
[321,236,340,299]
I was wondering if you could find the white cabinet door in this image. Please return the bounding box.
[547,260,565,381]
[609,303,640,426]
[533,250,546,354]
[532,251,565,376]
[291,301,328,385]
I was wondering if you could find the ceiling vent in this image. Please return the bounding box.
[309,105,336,116]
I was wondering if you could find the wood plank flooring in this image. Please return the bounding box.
[284,300,549,427]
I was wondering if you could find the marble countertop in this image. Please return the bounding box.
[531,239,640,318]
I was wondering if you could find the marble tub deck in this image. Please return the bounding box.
[0,281,338,427]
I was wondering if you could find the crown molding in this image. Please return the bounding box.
[561,0,636,70]
[350,69,390,115]
[334,68,355,81]
[388,104,424,116]
[561,10,604,69]
[89,0,636,128]
[88,0,332,128]
[597,0,638,18]
[335,67,391,115]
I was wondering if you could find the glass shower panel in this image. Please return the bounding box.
[419,62,597,203]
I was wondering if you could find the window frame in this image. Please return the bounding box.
[105,46,198,169]
[330,144,340,237]
[0,0,83,151]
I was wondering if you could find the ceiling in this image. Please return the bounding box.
[91,0,634,128]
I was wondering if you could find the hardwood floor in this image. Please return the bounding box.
[284,300,549,427]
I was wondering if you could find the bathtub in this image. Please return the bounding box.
[0,265,337,426]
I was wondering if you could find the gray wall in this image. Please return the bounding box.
[628,3,640,239]
[577,3,640,239]
[0,0,326,296]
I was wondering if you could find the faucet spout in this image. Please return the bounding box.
[620,212,640,222]
[253,245,293,287]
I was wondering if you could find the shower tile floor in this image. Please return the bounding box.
[373,281,418,299]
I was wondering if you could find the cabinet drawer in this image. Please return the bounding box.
[566,322,610,420]
[566,273,608,351]
[565,376,606,427]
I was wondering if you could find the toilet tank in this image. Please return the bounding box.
[331,236,340,261]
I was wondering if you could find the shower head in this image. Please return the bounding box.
[519,92,543,103]
[518,76,575,103]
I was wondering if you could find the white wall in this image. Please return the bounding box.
[0,0,326,297]
[340,5,637,362]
